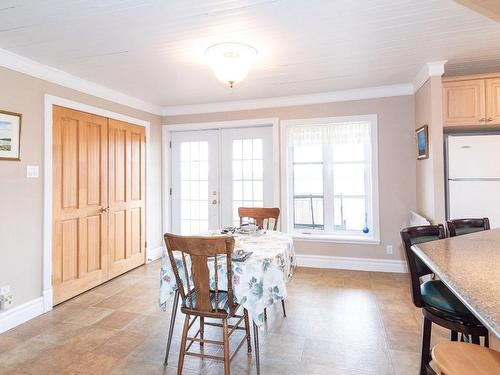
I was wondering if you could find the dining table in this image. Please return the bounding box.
[411,228,500,348]
[158,229,296,363]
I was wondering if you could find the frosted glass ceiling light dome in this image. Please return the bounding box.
[205,42,258,88]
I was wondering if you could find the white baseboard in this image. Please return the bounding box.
[0,297,45,334]
[147,246,164,263]
[296,254,407,273]
[42,288,53,313]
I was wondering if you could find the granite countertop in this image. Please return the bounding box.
[412,228,500,339]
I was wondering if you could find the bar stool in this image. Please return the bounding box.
[400,225,489,375]
[432,341,500,374]
[446,218,490,237]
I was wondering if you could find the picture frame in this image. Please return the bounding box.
[416,124,429,160]
[0,110,22,161]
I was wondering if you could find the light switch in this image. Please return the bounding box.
[26,165,39,178]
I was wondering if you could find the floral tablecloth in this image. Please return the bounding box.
[159,231,295,326]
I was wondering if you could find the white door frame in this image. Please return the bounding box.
[43,94,151,312]
[162,118,280,234]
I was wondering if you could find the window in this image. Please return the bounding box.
[284,115,379,242]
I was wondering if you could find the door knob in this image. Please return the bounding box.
[211,199,217,205]
[487,117,493,122]
[101,207,110,213]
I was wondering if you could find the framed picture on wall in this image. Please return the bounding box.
[416,125,429,160]
[0,110,22,161]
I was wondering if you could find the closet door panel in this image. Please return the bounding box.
[108,119,146,278]
[52,106,108,304]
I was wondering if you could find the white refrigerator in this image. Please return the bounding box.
[447,134,500,228]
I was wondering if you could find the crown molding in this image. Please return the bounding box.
[412,61,447,93]
[161,83,414,116]
[0,48,163,115]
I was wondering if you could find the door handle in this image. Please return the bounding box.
[211,200,218,205]
[101,207,110,213]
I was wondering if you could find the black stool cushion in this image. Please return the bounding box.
[421,280,475,318]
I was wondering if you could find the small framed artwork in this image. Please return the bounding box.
[416,125,429,160]
[0,110,22,161]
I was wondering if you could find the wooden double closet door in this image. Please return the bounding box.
[52,106,146,305]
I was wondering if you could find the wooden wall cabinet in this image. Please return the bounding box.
[443,75,500,127]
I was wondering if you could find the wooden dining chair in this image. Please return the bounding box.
[238,207,280,231]
[400,225,489,375]
[432,341,500,375]
[164,233,260,375]
[446,217,490,237]
[238,207,286,320]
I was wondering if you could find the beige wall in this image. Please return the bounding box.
[415,77,445,224]
[164,95,416,261]
[0,66,163,308]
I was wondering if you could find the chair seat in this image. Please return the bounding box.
[432,342,500,375]
[182,290,232,311]
[455,227,484,236]
[421,280,475,319]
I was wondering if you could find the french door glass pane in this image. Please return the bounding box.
[180,141,209,234]
[232,138,264,226]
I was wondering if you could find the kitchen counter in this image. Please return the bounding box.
[412,228,500,339]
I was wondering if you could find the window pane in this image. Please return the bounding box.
[243,139,252,159]
[233,160,242,180]
[293,145,322,163]
[333,143,365,162]
[253,139,263,159]
[293,197,324,229]
[333,163,366,196]
[293,164,323,195]
[334,197,366,231]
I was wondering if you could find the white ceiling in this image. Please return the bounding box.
[1,0,500,110]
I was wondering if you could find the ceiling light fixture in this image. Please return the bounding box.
[205,42,258,88]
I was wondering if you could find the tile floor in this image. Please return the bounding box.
[0,261,451,375]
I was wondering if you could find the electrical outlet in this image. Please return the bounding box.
[0,286,13,311]
[386,245,393,255]
[0,294,13,311]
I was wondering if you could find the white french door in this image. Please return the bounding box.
[170,126,274,234]
[171,130,219,234]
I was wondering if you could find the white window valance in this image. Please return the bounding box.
[287,121,371,146]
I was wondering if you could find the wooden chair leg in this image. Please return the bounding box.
[164,289,179,366]
[200,316,204,347]
[177,314,190,375]
[420,317,432,375]
[450,330,458,341]
[223,318,230,375]
[243,309,252,353]
[281,300,287,318]
[253,322,260,375]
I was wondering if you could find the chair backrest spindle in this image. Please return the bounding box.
[238,207,280,230]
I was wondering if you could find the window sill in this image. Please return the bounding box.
[290,233,380,245]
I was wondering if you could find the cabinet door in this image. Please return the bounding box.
[486,78,500,125]
[443,79,485,126]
